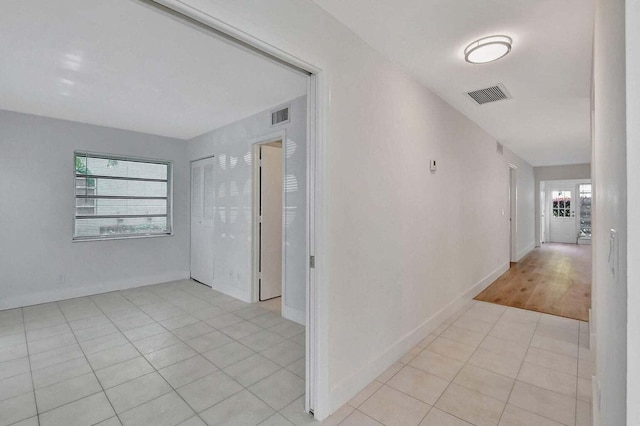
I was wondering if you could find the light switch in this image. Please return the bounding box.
[430,159,437,172]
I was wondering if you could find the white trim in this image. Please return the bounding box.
[516,241,536,262]
[0,271,190,311]
[282,305,305,325]
[210,281,252,304]
[328,262,509,412]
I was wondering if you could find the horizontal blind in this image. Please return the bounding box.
[74,152,172,239]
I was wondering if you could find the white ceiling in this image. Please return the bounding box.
[312,0,593,166]
[0,0,307,140]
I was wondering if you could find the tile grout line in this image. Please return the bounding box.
[503,312,585,426]
[352,302,483,426]
[90,283,306,425]
[8,282,306,426]
[88,290,211,426]
[55,300,121,425]
[416,302,491,424]
[575,323,587,426]
[21,307,41,426]
[426,302,507,425]
[495,307,542,425]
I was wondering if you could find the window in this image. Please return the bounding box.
[579,184,592,239]
[74,152,172,240]
[552,190,572,218]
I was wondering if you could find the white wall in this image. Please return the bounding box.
[0,109,190,310]
[593,0,627,424]
[626,0,640,424]
[166,0,536,416]
[187,96,307,323]
[534,163,591,245]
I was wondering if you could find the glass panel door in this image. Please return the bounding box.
[552,190,573,218]
[579,184,592,240]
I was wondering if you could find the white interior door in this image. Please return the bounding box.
[259,144,283,300]
[191,157,215,286]
[540,189,546,243]
[509,167,517,261]
[549,188,576,243]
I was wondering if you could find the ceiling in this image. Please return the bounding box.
[0,0,307,140]
[312,0,593,166]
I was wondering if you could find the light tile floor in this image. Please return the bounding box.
[327,300,594,426]
[0,280,306,426]
[260,297,282,315]
[0,280,594,426]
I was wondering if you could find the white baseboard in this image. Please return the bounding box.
[210,281,252,303]
[516,241,536,262]
[328,262,509,413]
[0,271,190,310]
[282,304,305,325]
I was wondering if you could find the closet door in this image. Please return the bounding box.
[190,157,216,286]
[549,188,575,243]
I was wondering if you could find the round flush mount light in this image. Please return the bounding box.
[464,35,512,64]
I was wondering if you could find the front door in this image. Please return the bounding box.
[549,188,576,243]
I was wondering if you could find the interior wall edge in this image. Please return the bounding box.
[516,241,536,262]
[0,271,190,311]
[282,305,305,325]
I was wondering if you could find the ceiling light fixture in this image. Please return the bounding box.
[464,35,512,64]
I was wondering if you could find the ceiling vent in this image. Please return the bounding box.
[466,83,512,105]
[271,106,290,126]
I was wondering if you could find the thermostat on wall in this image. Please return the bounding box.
[430,159,437,171]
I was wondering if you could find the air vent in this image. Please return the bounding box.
[496,142,504,155]
[466,84,511,105]
[271,106,289,126]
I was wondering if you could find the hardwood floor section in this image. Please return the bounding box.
[475,243,591,321]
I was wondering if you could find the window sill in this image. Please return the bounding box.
[72,233,173,243]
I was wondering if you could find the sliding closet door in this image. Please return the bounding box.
[190,156,215,286]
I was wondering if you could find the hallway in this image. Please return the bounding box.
[330,300,592,425]
[475,244,591,321]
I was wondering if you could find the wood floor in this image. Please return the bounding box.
[475,243,591,321]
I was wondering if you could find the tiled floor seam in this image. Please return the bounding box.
[495,306,542,425]
[575,328,588,426]
[424,304,506,421]
[6,282,306,426]
[89,295,210,426]
[100,289,301,421]
[21,307,40,426]
[57,300,120,424]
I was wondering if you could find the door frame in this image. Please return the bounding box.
[540,181,546,244]
[542,179,592,244]
[251,131,286,307]
[509,164,517,262]
[145,0,327,416]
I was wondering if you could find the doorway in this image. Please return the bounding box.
[549,187,575,243]
[509,165,517,262]
[258,141,284,302]
[190,156,216,286]
[542,179,592,244]
[151,1,322,417]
